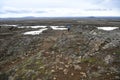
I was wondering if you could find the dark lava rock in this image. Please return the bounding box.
[0,24,120,80]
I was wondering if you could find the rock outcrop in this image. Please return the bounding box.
[0,25,120,80]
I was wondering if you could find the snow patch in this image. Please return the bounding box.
[97,27,119,31]
[50,26,67,30]
[23,28,48,35]
[18,26,47,28]
[0,24,17,27]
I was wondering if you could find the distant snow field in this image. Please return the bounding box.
[23,26,68,35]
[0,24,17,27]
[18,26,47,28]
[50,26,67,30]
[97,27,119,31]
[23,28,48,35]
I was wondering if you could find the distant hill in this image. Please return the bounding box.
[0,16,120,21]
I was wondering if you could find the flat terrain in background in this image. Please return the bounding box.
[0,17,120,26]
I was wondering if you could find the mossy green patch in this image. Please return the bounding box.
[114,50,120,54]
[0,73,9,80]
[81,57,96,63]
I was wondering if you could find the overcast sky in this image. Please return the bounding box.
[0,0,120,18]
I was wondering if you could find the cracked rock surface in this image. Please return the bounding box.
[0,22,120,80]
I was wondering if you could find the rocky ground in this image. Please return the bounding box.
[0,19,120,80]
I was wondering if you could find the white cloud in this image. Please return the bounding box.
[0,8,119,18]
[104,0,112,2]
[0,0,120,17]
